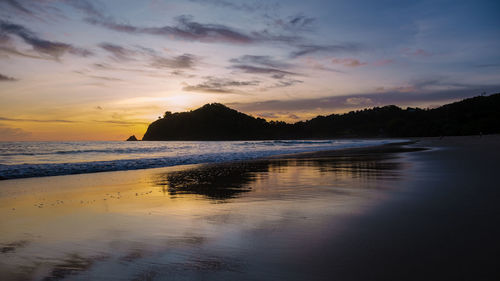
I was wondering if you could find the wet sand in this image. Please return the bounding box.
[1,135,499,280]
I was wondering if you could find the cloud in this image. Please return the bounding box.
[187,0,278,12]
[345,97,373,105]
[264,79,303,89]
[229,84,500,113]
[1,0,68,22]
[0,117,76,123]
[271,14,315,32]
[182,77,260,94]
[97,43,198,69]
[0,46,46,59]
[230,55,300,79]
[231,64,299,77]
[0,73,17,81]
[2,0,33,16]
[256,111,300,120]
[302,57,343,73]
[87,15,255,44]
[0,20,93,59]
[81,6,341,53]
[257,112,278,119]
[230,55,292,69]
[65,0,106,19]
[290,43,361,58]
[227,56,302,88]
[331,58,367,67]
[151,54,196,69]
[88,75,122,81]
[75,1,359,58]
[99,43,137,61]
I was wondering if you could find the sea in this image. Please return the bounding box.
[0,139,403,179]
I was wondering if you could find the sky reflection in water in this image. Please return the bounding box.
[0,152,408,281]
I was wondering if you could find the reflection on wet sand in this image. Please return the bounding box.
[152,153,405,202]
[0,147,413,281]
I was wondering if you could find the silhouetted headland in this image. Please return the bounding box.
[142,93,500,141]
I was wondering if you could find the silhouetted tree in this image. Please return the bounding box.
[141,94,500,140]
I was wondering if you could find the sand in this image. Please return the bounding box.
[0,135,499,280]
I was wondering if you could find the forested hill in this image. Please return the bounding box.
[141,93,500,140]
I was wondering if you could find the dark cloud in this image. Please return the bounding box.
[87,75,122,81]
[0,45,46,59]
[88,15,254,44]
[151,54,197,69]
[231,65,299,77]
[0,117,76,123]
[1,0,68,22]
[188,0,278,12]
[99,43,137,61]
[230,55,292,69]
[3,0,33,16]
[250,29,301,44]
[257,112,278,119]
[97,43,198,69]
[93,63,111,70]
[229,54,300,79]
[290,43,361,58]
[0,73,17,81]
[229,85,500,113]
[182,77,260,94]
[65,0,106,19]
[406,77,480,92]
[0,20,92,59]
[288,15,315,29]
[268,79,303,88]
[148,14,256,43]
[81,6,324,49]
[73,0,357,57]
[272,14,315,32]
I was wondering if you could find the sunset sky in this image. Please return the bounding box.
[1,0,499,141]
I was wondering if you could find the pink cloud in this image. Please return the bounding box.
[331,58,367,67]
[303,57,342,72]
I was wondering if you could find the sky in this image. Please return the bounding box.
[1,0,499,141]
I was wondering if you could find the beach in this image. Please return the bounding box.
[1,135,499,280]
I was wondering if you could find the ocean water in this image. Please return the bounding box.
[0,139,402,179]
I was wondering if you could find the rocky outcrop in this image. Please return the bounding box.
[126,135,138,141]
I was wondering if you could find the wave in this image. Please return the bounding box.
[0,139,404,179]
[0,146,177,157]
